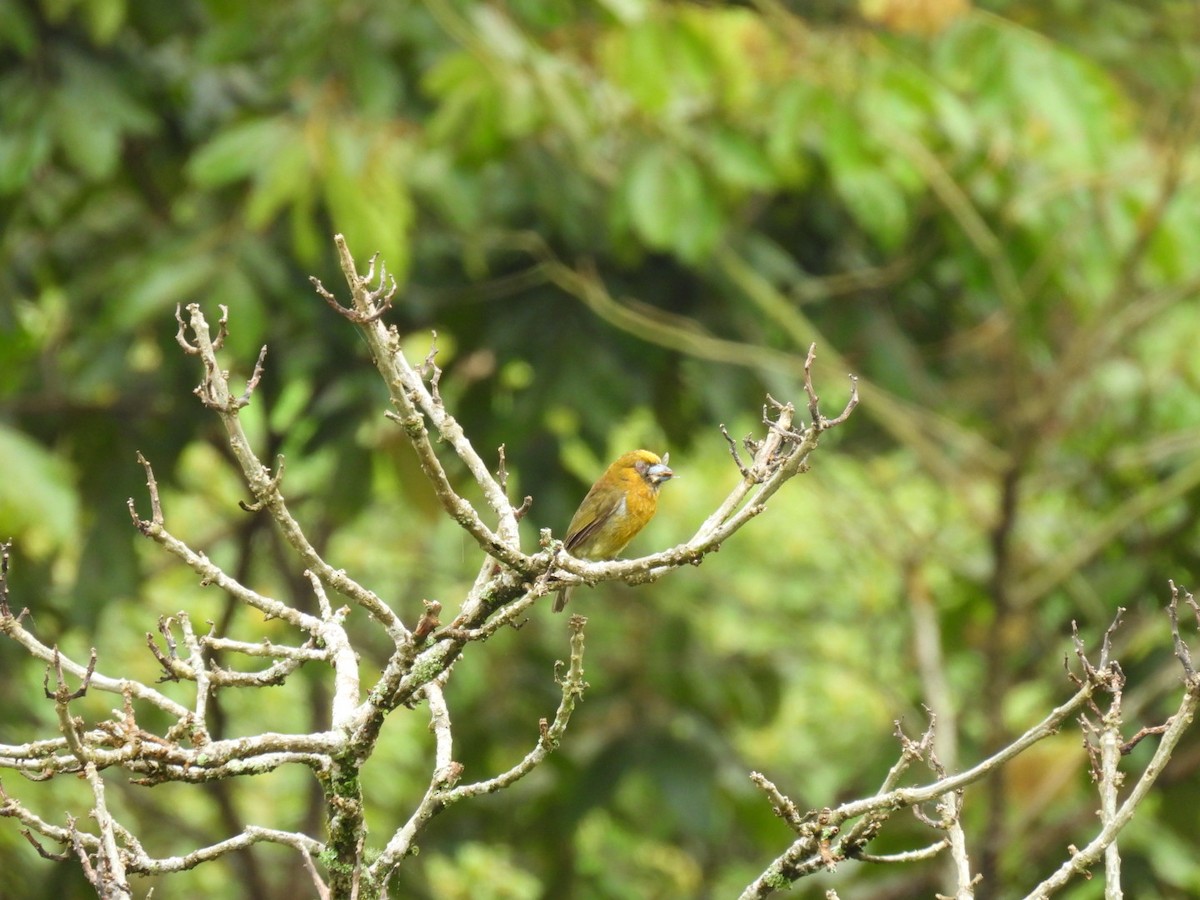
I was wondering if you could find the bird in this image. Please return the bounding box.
[553,450,675,612]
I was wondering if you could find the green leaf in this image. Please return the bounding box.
[681,7,768,110]
[188,117,294,187]
[0,426,79,557]
[624,144,722,260]
[624,143,678,248]
[51,54,156,180]
[84,0,128,44]
[671,177,722,262]
[0,126,51,194]
[424,53,508,160]
[322,132,413,284]
[245,138,310,228]
[54,99,121,180]
[0,1,37,56]
[841,168,909,249]
[409,149,483,230]
[118,252,219,327]
[766,81,817,185]
[290,195,323,265]
[705,127,775,190]
[599,19,673,113]
[820,99,911,249]
[498,70,541,139]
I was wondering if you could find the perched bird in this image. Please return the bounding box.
[553,450,675,612]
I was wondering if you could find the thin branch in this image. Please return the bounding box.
[200,635,328,663]
[131,488,321,632]
[369,616,590,882]
[320,236,525,585]
[84,763,132,899]
[1020,685,1197,898]
[171,302,408,644]
[413,600,442,644]
[125,826,326,876]
[234,345,269,409]
[448,613,589,796]
[749,772,806,833]
[739,681,1095,899]
[0,611,189,721]
[1099,710,1124,898]
[310,254,396,324]
[938,783,975,899]
[857,839,949,864]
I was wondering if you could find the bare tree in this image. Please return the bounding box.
[1,237,1195,898]
[1,235,859,898]
[740,593,1200,899]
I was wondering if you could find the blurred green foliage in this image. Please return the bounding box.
[3,0,1200,897]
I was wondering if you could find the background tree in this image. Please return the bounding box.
[3,0,1200,897]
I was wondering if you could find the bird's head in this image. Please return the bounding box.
[622,449,675,490]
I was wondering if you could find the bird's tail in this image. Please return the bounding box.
[552,586,572,613]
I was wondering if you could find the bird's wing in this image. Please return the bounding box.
[563,491,627,555]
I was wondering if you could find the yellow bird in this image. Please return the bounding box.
[553,450,675,612]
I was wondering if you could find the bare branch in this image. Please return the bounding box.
[750,772,805,833]
[200,635,328,663]
[412,600,442,644]
[857,840,949,864]
[937,784,975,900]
[83,763,132,899]
[233,344,269,409]
[129,452,164,530]
[0,540,10,618]
[740,679,1096,898]
[174,303,199,354]
[1021,685,1197,898]
[1168,581,1199,683]
[171,302,409,644]
[0,596,190,727]
[321,235,541,587]
[309,249,397,324]
[3,218,1194,900]
[369,616,590,883]
[720,424,754,479]
[133,507,321,631]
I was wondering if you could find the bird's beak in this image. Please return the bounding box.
[648,462,674,484]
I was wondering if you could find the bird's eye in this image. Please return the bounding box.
[634,460,647,475]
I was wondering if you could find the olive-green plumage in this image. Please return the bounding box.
[553,450,675,612]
